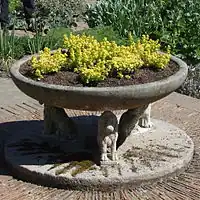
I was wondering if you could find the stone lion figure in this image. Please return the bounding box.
[98,111,118,162]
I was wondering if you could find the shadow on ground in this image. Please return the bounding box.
[0,116,101,169]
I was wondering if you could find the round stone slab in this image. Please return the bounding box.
[4,117,194,191]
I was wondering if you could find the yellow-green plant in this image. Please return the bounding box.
[31,33,170,84]
[134,35,170,69]
[31,47,67,78]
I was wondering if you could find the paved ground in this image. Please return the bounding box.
[0,78,200,199]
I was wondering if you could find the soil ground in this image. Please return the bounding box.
[20,60,179,87]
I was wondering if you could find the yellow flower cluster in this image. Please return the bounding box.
[31,33,170,84]
[31,47,67,78]
[134,35,170,69]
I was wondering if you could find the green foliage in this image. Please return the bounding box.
[0,27,72,73]
[0,29,27,73]
[86,0,200,63]
[36,0,87,28]
[27,33,56,55]
[27,28,71,54]
[77,26,127,45]
[10,0,87,30]
[9,0,21,12]
[86,0,163,37]
[47,27,72,39]
[0,30,26,61]
[31,33,170,84]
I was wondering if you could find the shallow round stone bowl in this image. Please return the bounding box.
[10,55,188,111]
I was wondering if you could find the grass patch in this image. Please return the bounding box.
[55,160,95,176]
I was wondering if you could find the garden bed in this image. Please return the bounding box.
[20,60,178,87]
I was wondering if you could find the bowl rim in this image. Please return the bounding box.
[10,54,188,93]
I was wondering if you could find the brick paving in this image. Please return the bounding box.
[0,78,200,199]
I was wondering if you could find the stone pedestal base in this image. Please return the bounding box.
[4,117,194,191]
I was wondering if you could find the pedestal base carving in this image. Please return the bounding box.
[5,118,194,191]
[43,105,77,139]
[137,104,153,128]
[117,105,149,148]
[98,111,118,162]
[43,104,153,164]
[97,105,153,163]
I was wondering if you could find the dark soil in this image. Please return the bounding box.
[19,60,179,87]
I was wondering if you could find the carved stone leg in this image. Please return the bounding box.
[43,104,77,139]
[43,105,55,135]
[111,137,118,161]
[138,104,153,128]
[98,111,118,162]
[117,105,148,148]
[101,140,109,161]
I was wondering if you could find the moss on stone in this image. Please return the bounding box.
[48,163,62,171]
[71,160,95,177]
[55,160,95,176]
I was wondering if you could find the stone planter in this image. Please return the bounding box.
[10,55,187,111]
[5,54,194,191]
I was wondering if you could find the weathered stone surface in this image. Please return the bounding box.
[43,105,77,139]
[4,118,194,191]
[0,91,200,199]
[117,105,149,148]
[98,111,118,162]
[137,103,153,128]
[1,78,200,199]
[10,55,188,110]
